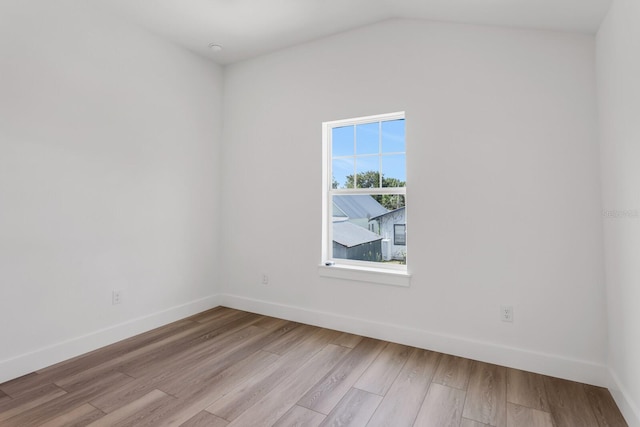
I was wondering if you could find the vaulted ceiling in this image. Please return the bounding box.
[95,0,612,64]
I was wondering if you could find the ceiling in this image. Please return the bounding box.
[94,0,612,65]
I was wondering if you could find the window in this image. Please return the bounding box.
[394,224,406,246]
[322,112,407,273]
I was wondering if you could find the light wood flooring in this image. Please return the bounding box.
[0,307,628,426]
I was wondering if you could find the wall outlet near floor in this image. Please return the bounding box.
[261,274,269,285]
[501,305,513,322]
[112,290,123,305]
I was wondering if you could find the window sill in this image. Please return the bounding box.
[318,264,411,287]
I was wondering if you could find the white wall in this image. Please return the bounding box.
[597,0,640,424]
[0,0,223,382]
[221,19,609,385]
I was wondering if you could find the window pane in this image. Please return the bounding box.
[382,119,405,153]
[331,194,384,263]
[356,122,379,155]
[332,158,354,189]
[381,154,406,186]
[331,194,407,264]
[332,126,354,157]
[394,224,406,246]
[355,156,380,188]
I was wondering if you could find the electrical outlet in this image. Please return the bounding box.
[501,305,513,322]
[261,274,269,285]
[112,290,123,305]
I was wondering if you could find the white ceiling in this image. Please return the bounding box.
[94,0,612,65]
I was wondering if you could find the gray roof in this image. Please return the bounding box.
[370,206,405,220]
[333,220,383,248]
[332,195,388,220]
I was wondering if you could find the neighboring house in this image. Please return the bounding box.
[333,195,388,233]
[332,218,383,262]
[370,207,406,261]
[331,195,388,261]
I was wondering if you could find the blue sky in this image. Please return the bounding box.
[332,119,406,188]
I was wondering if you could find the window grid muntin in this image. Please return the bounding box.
[331,119,405,190]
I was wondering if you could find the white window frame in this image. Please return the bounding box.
[320,112,410,286]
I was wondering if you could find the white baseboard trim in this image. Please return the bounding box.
[4,292,626,424]
[218,293,610,388]
[0,294,221,384]
[609,369,640,427]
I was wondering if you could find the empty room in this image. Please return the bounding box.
[0,0,638,425]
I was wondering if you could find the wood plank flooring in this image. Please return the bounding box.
[0,307,628,427]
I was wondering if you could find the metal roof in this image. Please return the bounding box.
[332,195,388,220]
[333,220,383,248]
[370,206,406,220]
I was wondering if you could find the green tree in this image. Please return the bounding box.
[381,177,404,188]
[344,171,405,210]
[379,194,405,210]
[345,170,381,189]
